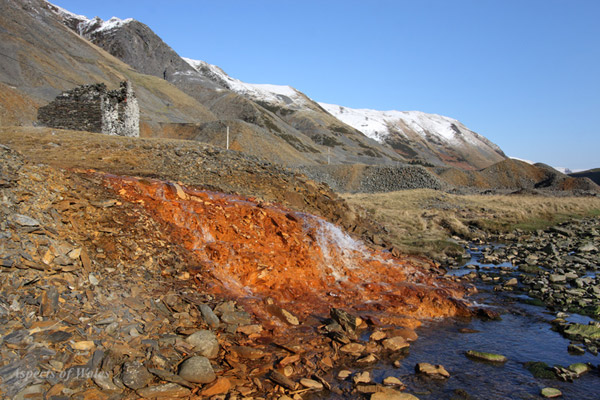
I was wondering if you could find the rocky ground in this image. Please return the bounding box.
[299,165,448,194]
[0,138,475,399]
[2,127,598,399]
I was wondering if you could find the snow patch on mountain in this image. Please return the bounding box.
[510,157,534,165]
[83,16,134,34]
[46,1,133,36]
[319,102,496,150]
[183,58,310,108]
[46,1,87,22]
[554,167,573,174]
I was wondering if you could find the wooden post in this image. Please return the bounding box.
[226,125,229,150]
[327,148,330,165]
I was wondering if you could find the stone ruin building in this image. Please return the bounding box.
[38,81,139,137]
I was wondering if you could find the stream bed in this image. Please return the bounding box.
[316,246,600,399]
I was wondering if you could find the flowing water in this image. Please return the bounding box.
[324,249,600,400]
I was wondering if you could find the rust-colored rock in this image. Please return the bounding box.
[105,175,470,330]
[200,377,231,396]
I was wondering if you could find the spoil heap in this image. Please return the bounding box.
[0,139,472,398]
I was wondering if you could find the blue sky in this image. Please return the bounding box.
[53,0,599,170]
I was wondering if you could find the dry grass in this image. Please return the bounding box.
[344,189,600,259]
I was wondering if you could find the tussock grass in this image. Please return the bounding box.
[344,189,600,259]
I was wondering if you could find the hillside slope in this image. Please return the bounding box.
[0,0,219,134]
[320,103,506,170]
[437,159,600,193]
[51,8,401,166]
[570,168,600,186]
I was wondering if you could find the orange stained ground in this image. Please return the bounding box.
[104,175,470,328]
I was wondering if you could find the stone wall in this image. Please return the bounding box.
[38,81,139,137]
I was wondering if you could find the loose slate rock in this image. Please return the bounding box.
[370,331,387,341]
[200,377,232,396]
[186,330,219,358]
[199,304,220,329]
[12,214,40,227]
[371,389,420,400]
[330,308,358,334]
[300,378,324,390]
[465,350,507,363]
[231,345,265,359]
[353,371,371,384]
[382,336,410,351]
[415,363,450,378]
[93,373,122,392]
[269,370,297,390]
[383,376,404,386]
[221,311,251,325]
[567,362,590,376]
[40,287,58,317]
[121,361,153,390]
[340,342,365,354]
[148,368,194,389]
[541,387,562,398]
[178,356,216,384]
[338,370,352,380]
[137,383,191,398]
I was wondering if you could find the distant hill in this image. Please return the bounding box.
[320,103,506,170]
[437,159,599,193]
[570,168,600,186]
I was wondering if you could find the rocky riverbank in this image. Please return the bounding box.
[449,216,600,379]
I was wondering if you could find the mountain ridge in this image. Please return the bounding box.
[43,1,507,170]
[182,55,505,170]
[1,0,596,194]
[47,5,403,167]
[320,103,506,170]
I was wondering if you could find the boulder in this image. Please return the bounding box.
[185,330,219,358]
[178,356,216,384]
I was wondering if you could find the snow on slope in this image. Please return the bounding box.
[81,16,134,34]
[47,1,133,36]
[183,58,310,109]
[47,1,87,22]
[319,102,502,151]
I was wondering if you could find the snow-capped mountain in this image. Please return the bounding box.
[319,104,484,146]
[45,0,507,170]
[320,103,506,169]
[183,58,311,109]
[46,2,133,36]
[185,58,506,169]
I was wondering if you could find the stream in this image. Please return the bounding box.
[317,246,600,399]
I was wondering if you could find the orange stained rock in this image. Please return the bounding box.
[104,175,469,327]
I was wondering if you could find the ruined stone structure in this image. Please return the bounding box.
[38,81,139,137]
